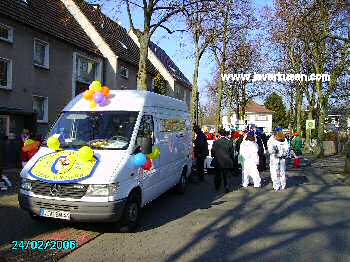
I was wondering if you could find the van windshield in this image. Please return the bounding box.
[46,111,139,150]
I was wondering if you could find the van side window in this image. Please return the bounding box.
[137,115,154,144]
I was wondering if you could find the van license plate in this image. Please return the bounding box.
[39,208,70,220]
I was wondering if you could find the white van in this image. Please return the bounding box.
[19,90,192,230]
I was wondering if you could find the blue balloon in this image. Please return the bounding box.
[133,153,147,167]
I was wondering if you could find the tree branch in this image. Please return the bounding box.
[125,0,135,31]
[158,24,186,34]
[150,9,182,35]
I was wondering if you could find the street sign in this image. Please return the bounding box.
[306,120,315,129]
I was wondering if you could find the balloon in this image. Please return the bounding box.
[90,80,102,92]
[84,90,94,100]
[24,139,34,146]
[146,153,153,159]
[147,146,160,159]
[98,95,106,106]
[78,146,94,162]
[133,153,147,167]
[293,132,299,137]
[152,146,160,159]
[101,86,110,97]
[143,159,152,170]
[47,136,60,151]
[90,100,97,109]
[93,92,104,104]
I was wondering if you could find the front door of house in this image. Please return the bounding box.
[0,115,9,137]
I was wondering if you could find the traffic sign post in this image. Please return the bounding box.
[306,120,315,130]
[306,120,316,148]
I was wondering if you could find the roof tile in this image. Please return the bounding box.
[246,101,274,113]
[73,0,157,75]
[0,0,101,55]
[149,41,192,89]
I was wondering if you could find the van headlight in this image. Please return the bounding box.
[85,183,119,197]
[21,178,32,191]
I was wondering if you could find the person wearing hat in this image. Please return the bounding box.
[239,131,261,188]
[291,131,303,156]
[268,131,290,191]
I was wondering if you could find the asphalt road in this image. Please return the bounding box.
[60,156,350,262]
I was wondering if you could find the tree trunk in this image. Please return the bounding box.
[216,77,224,130]
[315,67,327,158]
[215,8,229,130]
[289,86,294,134]
[191,50,200,125]
[296,85,303,133]
[235,85,240,126]
[345,142,350,174]
[137,33,150,91]
[304,110,313,152]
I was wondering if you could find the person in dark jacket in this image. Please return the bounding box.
[211,129,235,192]
[193,125,209,181]
[255,129,267,172]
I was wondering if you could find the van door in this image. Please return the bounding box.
[157,113,181,189]
[135,114,161,204]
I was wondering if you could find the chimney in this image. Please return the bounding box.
[89,3,101,12]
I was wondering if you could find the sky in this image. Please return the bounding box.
[98,0,274,104]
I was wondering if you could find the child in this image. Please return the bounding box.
[21,136,41,167]
[239,132,261,188]
[268,132,290,191]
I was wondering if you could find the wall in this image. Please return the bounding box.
[222,112,273,133]
[0,17,101,135]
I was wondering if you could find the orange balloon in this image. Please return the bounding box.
[84,90,94,100]
[102,86,110,97]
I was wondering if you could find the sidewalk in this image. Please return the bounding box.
[0,168,21,194]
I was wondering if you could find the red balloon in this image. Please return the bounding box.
[143,159,152,170]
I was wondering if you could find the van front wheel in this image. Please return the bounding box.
[175,168,187,194]
[120,191,141,232]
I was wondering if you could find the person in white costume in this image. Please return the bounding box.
[268,131,290,191]
[239,132,261,188]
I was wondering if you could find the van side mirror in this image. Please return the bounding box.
[136,137,153,155]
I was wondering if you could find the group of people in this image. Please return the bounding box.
[193,125,303,192]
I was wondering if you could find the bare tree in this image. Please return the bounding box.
[182,1,217,124]
[210,0,256,129]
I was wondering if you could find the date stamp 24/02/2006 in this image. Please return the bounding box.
[11,240,77,251]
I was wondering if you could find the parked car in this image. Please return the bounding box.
[18,90,192,230]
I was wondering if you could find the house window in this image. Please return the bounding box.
[0,23,13,43]
[77,56,98,84]
[120,66,128,79]
[0,58,12,89]
[256,115,268,121]
[33,39,49,68]
[33,96,48,123]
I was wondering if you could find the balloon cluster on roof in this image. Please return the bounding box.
[83,80,110,109]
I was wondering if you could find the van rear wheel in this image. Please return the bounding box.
[120,191,141,232]
[176,168,187,194]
